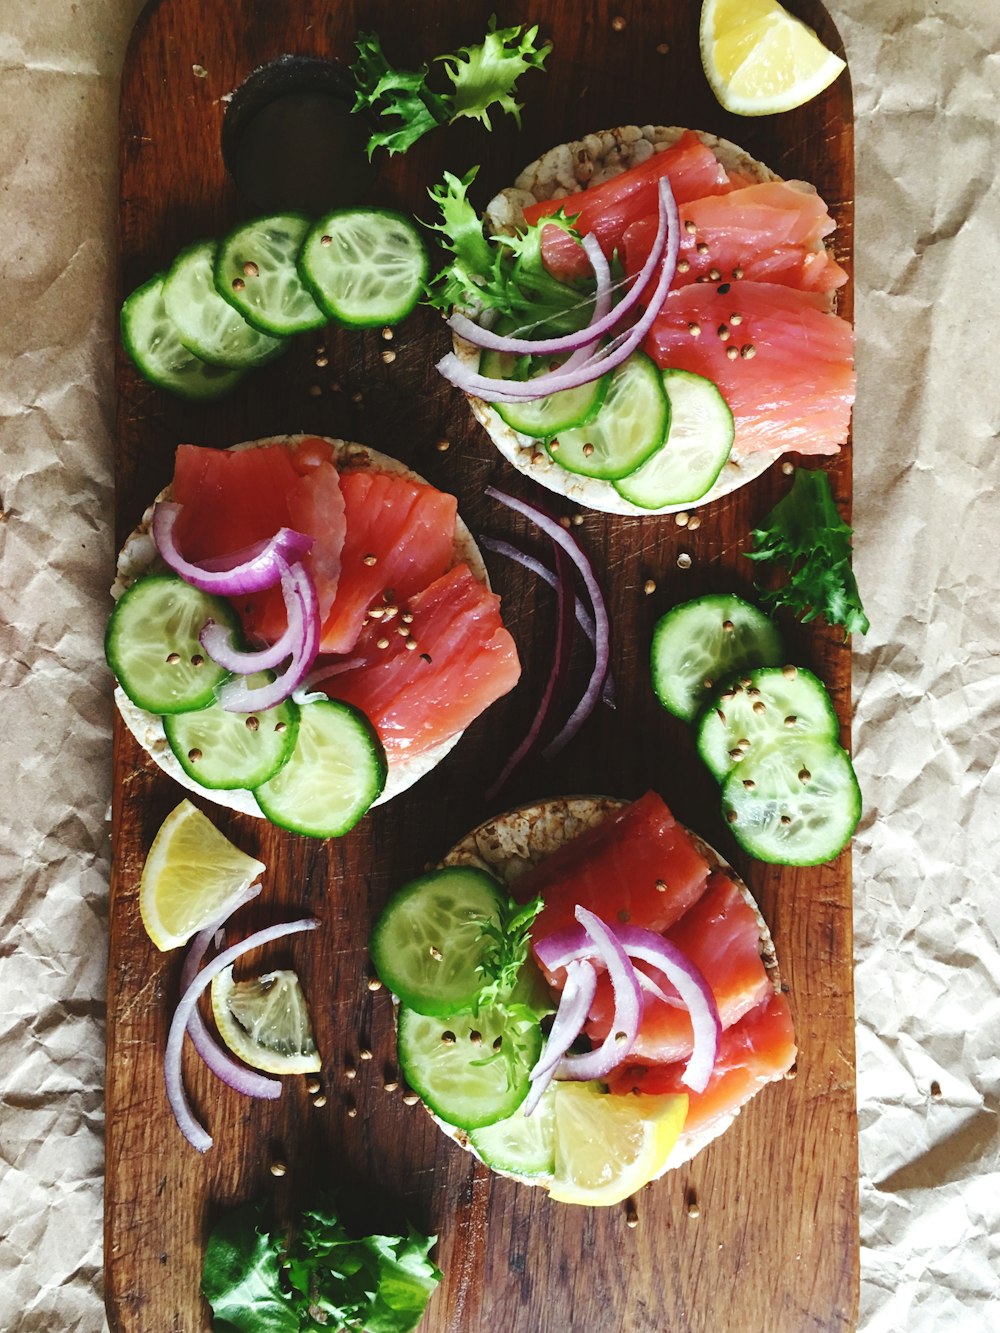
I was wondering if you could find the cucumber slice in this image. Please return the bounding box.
[396,1004,543,1131]
[163,240,286,368]
[163,675,300,790]
[651,594,783,722]
[614,369,735,508]
[480,349,610,439]
[370,867,507,1017]
[253,698,386,838]
[214,214,326,336]
[299,208,427,328]
[469,1083,556,1177]
[105,575,236,715]
[120,275,245,401]
[721,735,861,865]
[696,665,840,782]
[546,351,669,480]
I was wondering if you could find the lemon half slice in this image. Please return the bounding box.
[139,799,266,951]
[700,0,846,116]
[548,1083,688,1207]
[211,966,322,1075]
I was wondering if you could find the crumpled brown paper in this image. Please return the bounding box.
[1,1,998,1329]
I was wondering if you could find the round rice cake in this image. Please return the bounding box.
[459,125,841,515]
[112,435,489,818]
[419,794,785,1185]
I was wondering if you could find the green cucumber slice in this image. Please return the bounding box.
[469,1083,556,1177]
[163,675,300,790]
[253,698,386,838]
[651,594,784,723]
[546,351,669,480]
[120,275,245,401]
[214,214,326,336]
[163,240,286,368]
[697,665,840,782]
[480,349,610,439]
[396,1005,543,1131]
[299,208,427,328]
[721,734,861,865]
[614,369,735,508]
[370,867,507,1017]
[105,575,236,715]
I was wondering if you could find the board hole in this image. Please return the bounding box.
[222,55,376,214]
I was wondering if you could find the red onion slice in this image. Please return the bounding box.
[485,489,611,758]
[164,916,319,1152]
[536,921,721,1094]
[215,560,320,713]
[486,539,574,799]
[554,907,642,1083]
[152,502,313,596]
[522,958,597,1117]
[448,203,662,357]
[180,889,283,1102]
[436,175,679,403]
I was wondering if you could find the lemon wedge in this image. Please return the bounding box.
[548,1083,688,1207]
[211,966,321,1075]
[700,0,846,116]
[139,799,265,951]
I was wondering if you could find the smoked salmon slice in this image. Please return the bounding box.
[586,870,773,1063]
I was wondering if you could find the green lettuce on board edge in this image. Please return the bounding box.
[352,19,549,158]
[202,1196,441,1333]
[746,467,869,639]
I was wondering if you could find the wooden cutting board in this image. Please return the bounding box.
[106,1,858,1329]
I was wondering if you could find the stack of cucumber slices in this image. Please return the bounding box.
[370,866,554,1170]
[122,209,427,400]
[651,593,861,864]
[106,573,387,838]
[482,347,736,509]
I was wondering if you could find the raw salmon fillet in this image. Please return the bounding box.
[525,791,711,953]
[645,282,854,456]
[622,180,848,294]
[608,990,796,1142]
[321,563,520,760]
[586,870,773,1063]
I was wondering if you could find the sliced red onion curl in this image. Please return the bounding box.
[522,958,597,1117]
[542,906,642,1086]
[179,887,282,1102]
[164,917,319,1153]
[436,175,679,403]
[536,921,721,1094]
[486,539,574,800]
[485,488,611,759]
[480,534,615,709]
[152,501,313,595]
[212,559,320,714]
[448,213,652,357]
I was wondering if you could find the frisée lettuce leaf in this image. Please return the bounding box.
[746,468,869,638]
[352,20,549,158]
[202,1196,441,1333]
[424,167,597,337]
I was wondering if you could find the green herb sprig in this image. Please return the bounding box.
[746,468,869,638]
[352,20,549,159]
[202,1196,441,1333]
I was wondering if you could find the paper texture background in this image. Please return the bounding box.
[1,1,997,1328]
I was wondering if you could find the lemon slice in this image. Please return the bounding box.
[548,1083,688,1207]
[211,966,322,1074]
[139,799,266,951]
[700,0,846,116]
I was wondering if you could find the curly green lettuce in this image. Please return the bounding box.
[202,1196,441,1333]
[352,20,549,158]
[746,468,869,638]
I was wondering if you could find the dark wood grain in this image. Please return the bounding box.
[106,2,858,1330]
